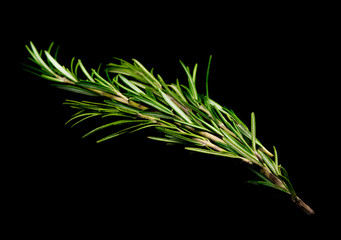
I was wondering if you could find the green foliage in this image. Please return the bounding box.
[25,41,302,206]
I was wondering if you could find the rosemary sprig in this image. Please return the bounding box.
[24,42,314,215]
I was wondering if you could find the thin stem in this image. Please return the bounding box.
[293,197,315,215]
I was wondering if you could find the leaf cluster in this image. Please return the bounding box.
[24,42,298,199]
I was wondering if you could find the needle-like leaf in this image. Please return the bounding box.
[45,50,77,82]
[251,112,256,151]
[206,55,212,98]
[159,91,192,123]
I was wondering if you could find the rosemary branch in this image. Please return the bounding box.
[24,42,314,215]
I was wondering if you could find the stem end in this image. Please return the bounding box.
[293,196,315,215]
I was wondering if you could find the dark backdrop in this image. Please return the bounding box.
[7,2,338,236]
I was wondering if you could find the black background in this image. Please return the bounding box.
[6,2,339,237]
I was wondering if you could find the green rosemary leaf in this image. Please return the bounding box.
[249,167,271,182]
[51,84,100,96]
[76,81,116,95]
[91,69,118,92]
[179,60,198,100]
[46,42,55,55]
[69,113,100,128]
[206,55,212,98]
[141,111,175,120]
[65,112,99,125]
[129,123,160,134]
[107,65,135,77]
[236,124,263,148]
[258,150,279,175]
[273,146,279,172]
[156,127,203,145]
[119,74,145,95]
[113,79,139,96]
[278,175,297,198]
[159,91,192,123]
[130,95,173,115]
[104,101,140,115]
[192,63,198,85]
[174,119,208,132]
[84,119,151,138]
[225,108,248,130]
[78,59,95,82]
[65,100,114,111]
[132,59,160,89]
[45,51,77,82]
[251,112,256,151]
[145,87,156,101]
[169,80,188,103]
[249,168,287,193]
[212,105,236,134]
[215,141,238,155]
[70,57,78,78]
[147,136,182,144]
[280,165,289,179]
[22,62,45,76]
[225,119,255,156]
[248,180,290,194]
[40,74,63,82]
[223,134,258,163]
[27,42,55,76]
[191,113,223,137]
[96,121,153,143]
[73,58,81,78]
[185,147,239,159]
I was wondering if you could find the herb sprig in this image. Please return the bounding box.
[24,42,314,215]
